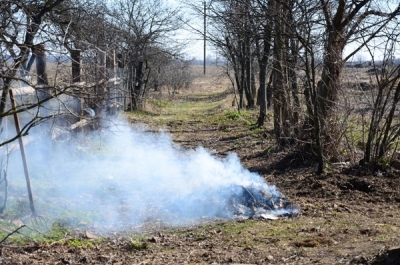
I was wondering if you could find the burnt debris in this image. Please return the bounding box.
[229,185,300,219]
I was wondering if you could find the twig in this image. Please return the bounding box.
[241,186,257,206]
[0,225,26,245]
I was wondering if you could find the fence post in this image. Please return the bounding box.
[97,49,107,81]
[116,53,125,109]
[94,48,107,115]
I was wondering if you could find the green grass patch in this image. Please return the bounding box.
[66,238,95,248]
[149,99,170,108]
[128,236,149,250]
[125,92,260,130]
[44,222,71,241]
[225,111,242,120]
[0,217,103,246]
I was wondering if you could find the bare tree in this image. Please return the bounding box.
[317,1,400,117]
[304,1,400,172]
[0,0,70,141]
[188,0,259,109]
[108,0,184,110]
[0,0,131,213]
[157,59,193,97]
[363,24,400,166]
[0,0,89,215]
[254,0,273,126]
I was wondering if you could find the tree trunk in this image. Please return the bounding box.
[34,44,48,86]
[288,39,300,134]
[317,33,345,118]
[244,35,255,109]
[132,61,144,110]
[267,73,273,109]
[257,20,272,126]
[257,63,267,126]
[272,0,289,145]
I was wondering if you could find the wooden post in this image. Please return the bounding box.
[71,49,81,83]
[106,51,114,70]
[113,50,118,108]
[97,49,107,81]
[94,48,107,114]
[71,49,83,118]
[116,53,124,107]
[9,89,36,216]
[34,44,48,86]
[113,50,117,80]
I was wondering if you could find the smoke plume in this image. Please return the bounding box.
[4,118,298,233]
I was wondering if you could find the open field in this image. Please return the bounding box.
[0,65,399,264]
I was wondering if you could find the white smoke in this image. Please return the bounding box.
[4,118,296,233]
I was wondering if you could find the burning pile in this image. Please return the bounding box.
[154,183,300,224]
[229,185,300,219]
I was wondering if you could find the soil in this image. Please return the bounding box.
[1,69,400,264]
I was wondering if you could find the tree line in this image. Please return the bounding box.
[0,0,193,145]
[1,0,400,174]
[188,0,400,172]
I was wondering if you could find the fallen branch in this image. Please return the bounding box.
[0,225,26,245]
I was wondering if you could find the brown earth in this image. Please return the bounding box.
[1,67,400,264]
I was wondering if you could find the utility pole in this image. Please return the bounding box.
[203,1,206,75]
